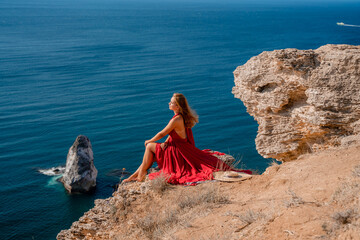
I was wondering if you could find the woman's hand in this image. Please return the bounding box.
[144,140,152,147]
[160,142,168,150]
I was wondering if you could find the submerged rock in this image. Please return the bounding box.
[233,44,360,161]
[59,135,98,193]
[106,169,131,177]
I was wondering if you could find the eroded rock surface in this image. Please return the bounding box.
[60,135,98,193]
[233,44,360,161]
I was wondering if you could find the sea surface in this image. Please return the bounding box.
[0,0,359,239]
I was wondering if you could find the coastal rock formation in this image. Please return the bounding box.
[232,44,360,161]
[57,44,360,239]
[57,144,360,239]
[59,135,98,193]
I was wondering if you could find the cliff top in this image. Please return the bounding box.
[58,143,360,240]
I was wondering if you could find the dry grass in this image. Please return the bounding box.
[213,152,261,175]
[284,189,305,208]
[352,165,360,178]
[321,164,360,238]
[228,154,245,169]
[199,231,233,240]
[110,186,133,222]
[136,209,180,240]
[231,154,262,175]
[148,173,171,195]
[178,184,230,209]
[134,183,230,240]
[225,208,275,226]
[332,209,357,225]
[237,210,265,224]
[213,152,246,171]
[322,208,359,236]
[269,159,281,167]
[224,208,277,239]
[331,177,360,205]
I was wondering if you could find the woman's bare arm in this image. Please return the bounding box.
[145,117,180,146]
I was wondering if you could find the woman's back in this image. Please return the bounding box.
[173,115,187,139]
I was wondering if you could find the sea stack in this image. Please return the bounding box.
[59,135,98,193]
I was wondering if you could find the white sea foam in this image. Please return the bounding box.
[46,176,62,188]
[38,166,65,176]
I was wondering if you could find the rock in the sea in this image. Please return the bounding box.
[59,135,98,193]
[232,44,360,161]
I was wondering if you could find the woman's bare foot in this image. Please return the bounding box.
[122,177,136,183]
[136,175,146,182]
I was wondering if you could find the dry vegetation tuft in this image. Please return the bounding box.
[148,173,171,195]
[331,177,360,205]
[332,209,357,225]
[110,186,133,222]
[236,210,265,224]
[178,184,230,209]
[321,164,360,238]
[136,209,180,240]
[199,231,233,240]
[284,189,305,208]
[269,159,280,167]
[322,208,360,236]
[133,183,230,240]
[352,164,360,178]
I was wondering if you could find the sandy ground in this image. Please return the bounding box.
[172,144,360,240]
[58,144,360,240]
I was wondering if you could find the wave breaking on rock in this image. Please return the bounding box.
[37,166,65,176]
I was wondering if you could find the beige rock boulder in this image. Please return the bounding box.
[232,44,360,161]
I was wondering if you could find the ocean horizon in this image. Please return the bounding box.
[1,0,359,239]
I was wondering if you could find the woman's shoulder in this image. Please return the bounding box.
[170,114,184,125]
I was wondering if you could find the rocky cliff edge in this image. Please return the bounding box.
[233,44,360,161]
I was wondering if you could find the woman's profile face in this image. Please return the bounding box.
[169,96,178,111]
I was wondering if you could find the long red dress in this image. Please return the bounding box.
[148,114,251,185]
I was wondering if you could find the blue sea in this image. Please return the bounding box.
[0,0,359,239]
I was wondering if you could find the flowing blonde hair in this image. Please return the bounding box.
[173,93,199,128]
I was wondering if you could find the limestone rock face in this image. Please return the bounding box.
[60,135,98,193]
[232,44,360,161]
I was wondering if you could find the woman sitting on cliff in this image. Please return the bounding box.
[123,93,250,184]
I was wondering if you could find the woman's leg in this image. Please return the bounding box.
[122,143,156,183]
[137,143,156,181]
[122,166,140,183]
